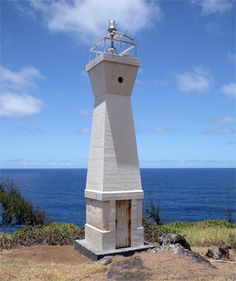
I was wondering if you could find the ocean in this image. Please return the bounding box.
[0,168,235,230]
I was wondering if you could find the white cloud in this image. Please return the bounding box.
[16,126,46,134]
[0,157,85,168]
[202,128,236,135]
[210,116,236,124]
[0,65,44,91]
[153,127,174,134]
[228,53,236,64]
[0,93,43,117]
[192,0,234,15]
[19,0,162,42]
[177,67,211,93]
[79,127,90,134]
[79,108,91,116]
[0,65,44,117]
[221,82,236,98]
[206,22,222,35]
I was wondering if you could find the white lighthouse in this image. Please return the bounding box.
[75,20,150,260]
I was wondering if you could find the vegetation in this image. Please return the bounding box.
[0,222,84,250]
[144,200,163,225]
[144,218,236,248]
[226,200,234,224]
[0,183,235,251]
[0,182,84,250]
[143,199,236,248]
[1,219,235,251]
[0,182,45,226]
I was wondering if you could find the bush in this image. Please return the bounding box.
[0,182,45,226]
[143,217,162,242]
[13,222,84,246]
[0,232,15,250]
[144,200,163,225]
[0,223,84,250]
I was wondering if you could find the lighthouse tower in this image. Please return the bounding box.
[75,20,151,260]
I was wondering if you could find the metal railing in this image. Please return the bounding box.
[88,36,137,61]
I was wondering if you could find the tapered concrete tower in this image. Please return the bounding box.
[75,20,151,260]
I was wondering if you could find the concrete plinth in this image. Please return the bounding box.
[75,239,154,261]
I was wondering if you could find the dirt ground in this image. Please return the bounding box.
[0,245,235,281]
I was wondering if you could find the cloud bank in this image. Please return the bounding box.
[202,128,236,135]
[153,127,175,134]
[228,53,236,64]
[210,116,236,125]
[79,127,90,134]
[177,67,211,93]
[191,0,234,15]
[79,108,91,116]
[18,0,162,42]
[0,65,43,91]
[221,82,236,98]
[0,66,44,117]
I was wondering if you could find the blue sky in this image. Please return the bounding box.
[0,0,235,168]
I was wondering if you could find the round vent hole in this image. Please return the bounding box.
[117,76,123,83]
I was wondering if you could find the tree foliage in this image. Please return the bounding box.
[145,200,163,225]
[0,182,45,226]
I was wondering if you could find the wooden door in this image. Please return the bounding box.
[116,200,131,248]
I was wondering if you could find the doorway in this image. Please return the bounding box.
[115,200,131,248]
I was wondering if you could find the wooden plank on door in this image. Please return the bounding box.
[116,200,131,248]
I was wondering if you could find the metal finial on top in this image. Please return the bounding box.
[107,19,133,41]
[108,19,117,33]
[88,19,137,60]
[107,19,117,54]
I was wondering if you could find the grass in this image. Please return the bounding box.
[176,226,236,247]
[144,219,236,248]
[0,259,106,281]
[1,220,235,251]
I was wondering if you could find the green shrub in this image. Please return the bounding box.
[0,182,45,226]
[0,232,15,250]
[0,223,84,250]
[13,222,84,246]
[143,217,162,242]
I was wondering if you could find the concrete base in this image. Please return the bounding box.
[75,239,154,261]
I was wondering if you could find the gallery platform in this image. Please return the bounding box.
[75,239,154,261]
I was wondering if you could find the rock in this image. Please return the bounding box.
[206,249,219,259]
[98,256,113,265]
[156,243,214,267]
[107,256,151,281]
[151,233,214,268]
[147,248,158,253]
[218,246,231,260]
[205,246,231,260]
[159,233,191,251]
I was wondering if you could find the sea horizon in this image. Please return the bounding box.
[1,167,236,170]
[1,168,235,230]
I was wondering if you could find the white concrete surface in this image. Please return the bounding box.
[84,53,144,252]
